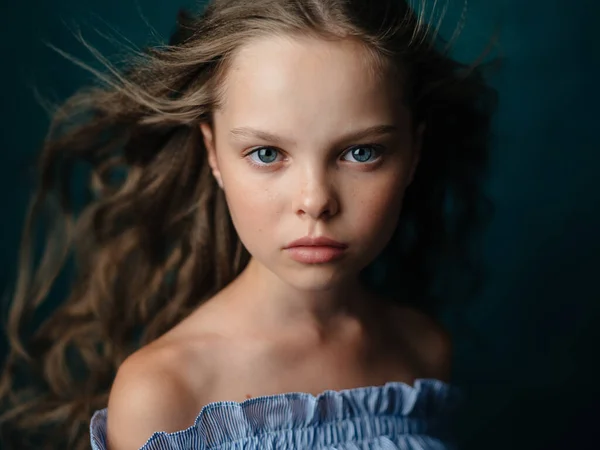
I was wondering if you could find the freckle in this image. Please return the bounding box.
[246,394,252,399]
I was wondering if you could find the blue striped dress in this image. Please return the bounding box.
[89,379,460,449]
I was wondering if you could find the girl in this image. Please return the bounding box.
[0,0,496,449]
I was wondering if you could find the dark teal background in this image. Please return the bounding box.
[1,1,598,449]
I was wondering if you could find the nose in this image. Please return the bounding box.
[293,168,339,220]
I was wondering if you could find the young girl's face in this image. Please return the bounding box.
[200,34,422,292]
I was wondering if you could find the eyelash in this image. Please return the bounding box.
[244,144,386,168]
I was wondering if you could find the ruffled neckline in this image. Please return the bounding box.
[133,378,460,449]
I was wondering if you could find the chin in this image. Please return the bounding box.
[275,264,357,292]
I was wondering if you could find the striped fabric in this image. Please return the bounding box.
[90,379,460,450]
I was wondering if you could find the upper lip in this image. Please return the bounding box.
[285,236,347,249]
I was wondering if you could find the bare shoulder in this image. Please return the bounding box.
[105,339,215,450]
[392,305,453,382]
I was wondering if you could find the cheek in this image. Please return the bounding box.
[221,176,281,251]
[348,169,407,249]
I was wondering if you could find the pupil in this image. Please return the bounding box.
[258,148,277,163]
[353,148,371,162]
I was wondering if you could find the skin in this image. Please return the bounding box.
[105,34,451,450]
[200,34,423,332]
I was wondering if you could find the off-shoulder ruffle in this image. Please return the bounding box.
[90,378,461,450]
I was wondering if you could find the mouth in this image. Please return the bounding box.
[284,236,348,264]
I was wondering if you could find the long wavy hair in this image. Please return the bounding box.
[0,0,498,448]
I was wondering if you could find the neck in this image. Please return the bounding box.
[226,257,385,341]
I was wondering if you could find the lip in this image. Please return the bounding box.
[284,236,347,264]
[285,236,347,249]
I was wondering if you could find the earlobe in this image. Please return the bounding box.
[199,122,224,189]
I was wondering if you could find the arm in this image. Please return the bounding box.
[105,350,199,450]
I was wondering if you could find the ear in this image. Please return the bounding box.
[407,122,425,186]
[199,122,224,189]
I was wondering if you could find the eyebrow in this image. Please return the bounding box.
[228,124,398,147]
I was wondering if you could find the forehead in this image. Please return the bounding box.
[215,35,406,133]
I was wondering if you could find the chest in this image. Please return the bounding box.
[199,338,420,404]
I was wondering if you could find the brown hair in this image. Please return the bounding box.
[0,0,497,448]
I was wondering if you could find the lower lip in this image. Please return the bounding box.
[285,246,346,264]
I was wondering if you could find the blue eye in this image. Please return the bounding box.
[248,147,281,165]
[342,145,382,163]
